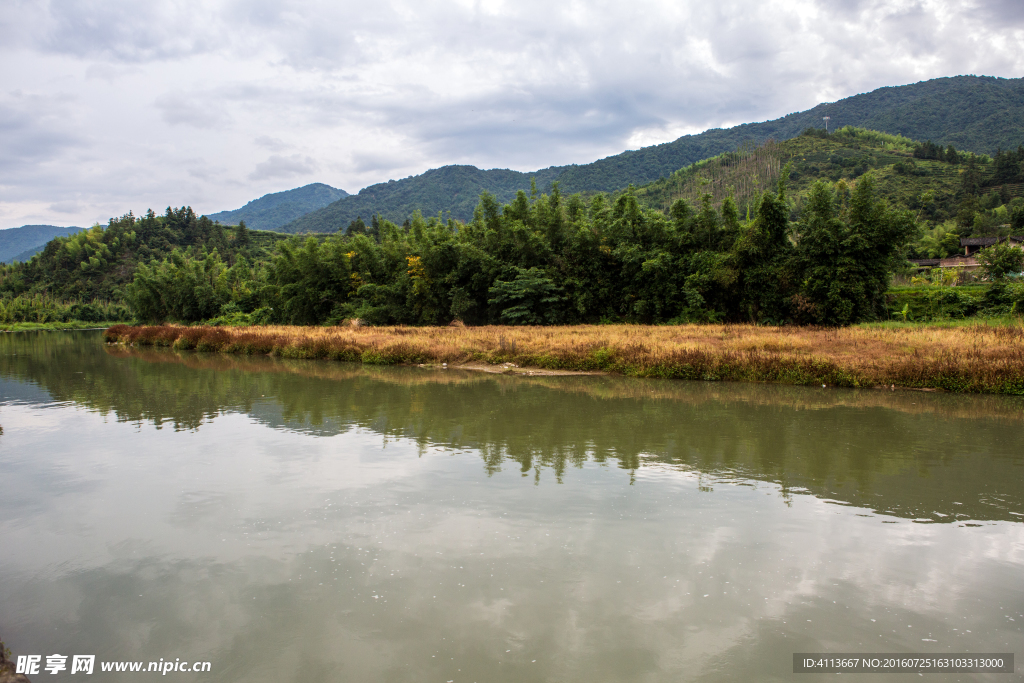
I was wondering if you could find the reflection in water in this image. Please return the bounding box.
[0,331,1022,682]
[4,331,1023,523]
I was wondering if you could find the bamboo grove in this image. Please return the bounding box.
[115,175,915,327]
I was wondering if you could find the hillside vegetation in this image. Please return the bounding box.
[0,224,85,263]
[6,127,1023,329]
[279,166,563,235]
[282,75,1024,232]
[117,171,922,329]
[6,77,1024,330]
[207,183,348,231]
[631,126,1024,259]
[0,208,296,323]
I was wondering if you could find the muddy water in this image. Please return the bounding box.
[0,330,1021,682]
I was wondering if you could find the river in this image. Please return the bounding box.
[1,330,1022,681]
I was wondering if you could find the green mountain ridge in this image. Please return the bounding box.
[0,225,85,264]
[207,182,348,231]
[281,75,1024,233]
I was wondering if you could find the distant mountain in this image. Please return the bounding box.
[278,166,567,234]
[282,75,1024,233]
[0,224,85,263]
[207,183,348,231]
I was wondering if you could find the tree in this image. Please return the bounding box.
[977,242,1024,280]
[734,176,794,323]
[348,217,367,235]
[234,220,251,247]
[488,267,563,324]
[126,248,230,323]
[796,176,916,325]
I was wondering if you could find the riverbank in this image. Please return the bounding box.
[104,322,1024,394]
[2,320,129,332]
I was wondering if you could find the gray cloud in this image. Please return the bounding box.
[155,95,232,129]
[249,154,318,181]
[48,200,83,214]
[0,92,81,157]
[1,0,1023,228]
[976,0,1024,24]
[255,136,291,152]
[31,0,221,61]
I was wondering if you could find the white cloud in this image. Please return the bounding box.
[1,0,1023,227]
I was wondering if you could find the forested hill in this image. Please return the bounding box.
[207,182,348,231]
[556,75,1024,193]
[0,225,85,263]
[632,125,1024,232]
[282,75,1024,233]
[278,165,566,234]
[0,208,292,303]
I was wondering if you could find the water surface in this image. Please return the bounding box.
[1,331,1022,682]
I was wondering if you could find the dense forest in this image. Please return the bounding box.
[632,127,1024,262]
[0,208,294,323]
[120,174,915,328]
[5,121,1024,328]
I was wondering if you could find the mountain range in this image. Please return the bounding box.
[0,224,85,264]
[7,74,1024,259]
[278,75,1024,233]
[206,182,348,231]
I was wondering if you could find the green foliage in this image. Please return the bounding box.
[126,248,233,323]
[234,220,251,247]
[0,294,129,324]
[0,206,295,318]
[977,242,1024,279]
[207,183,348,231]
[795,177,917,325]
[0,224,86,263]
[887,287,986,321]
[488,267,564,324]
[120,174,916,327]
[916,222,961,258]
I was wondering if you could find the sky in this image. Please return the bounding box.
[1,0,1023,229]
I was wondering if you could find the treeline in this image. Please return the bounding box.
[0,206,286,303]
[913,140,962,164]
[990,146,1024,186]
[126,176,914,327]
[0,295,129,324]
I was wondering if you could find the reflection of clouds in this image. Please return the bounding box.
[168,490,233,529]
[2,369,1024,679]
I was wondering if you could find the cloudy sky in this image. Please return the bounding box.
[2,0,1023,229]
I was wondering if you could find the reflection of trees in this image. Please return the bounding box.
[2,331,1022,523]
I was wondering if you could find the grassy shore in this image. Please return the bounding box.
[104,322,1024,394]
[3,320,130,332]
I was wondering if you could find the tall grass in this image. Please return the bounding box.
[105,322,1024,394]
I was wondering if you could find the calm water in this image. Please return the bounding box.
[1,330,1022,682]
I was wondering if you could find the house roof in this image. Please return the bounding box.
[908,258,940,266]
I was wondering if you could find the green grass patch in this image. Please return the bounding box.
[1,320,131,332]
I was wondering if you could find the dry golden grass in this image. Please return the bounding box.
[105,322,1024,394]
